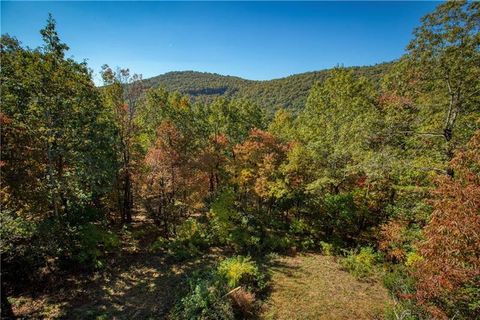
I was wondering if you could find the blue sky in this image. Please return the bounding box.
[1,1,440,83]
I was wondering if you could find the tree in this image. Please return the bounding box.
[414,129,480,319]
[139,121,209,236]
[1,15,117,279]
[407,1,480,145]
[297,68,380,194]
[1,16,116,223]
[230,129,290,215]
[197,133,229,193]
[100,65,144,223]
[268,108,295,142]
[136,86,171,150]
[40,13,69,57]
[374,3,480,274]
[207,98,266,148]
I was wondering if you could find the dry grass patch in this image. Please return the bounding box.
[262,253,391,320]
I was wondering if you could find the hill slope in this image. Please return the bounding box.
[142,62,392,114]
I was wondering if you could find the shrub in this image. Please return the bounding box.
[149,237,200,261]
[171,275,234,320]
[171,255,268,319]
[321,190,390,246]
[320,241,334,256]
[217,256,260,289]
[379,219,422,263]
[149,236,169,252]
[321,193,359,243]
[299,238,315,250]
[382,265,416,297]
[209,189,265,254]
[177,218,198,240]
[404,251,423,268]
[74,223,119,268]
[0,211,42,284]
[289,218,310,235]
[168,240,201,261]
[209,189,238,245]
[261,233,291,253]
[382,265,431,320]
[149,218,211,261]
[341,247,379,279]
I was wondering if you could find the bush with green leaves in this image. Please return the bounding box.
[289,217,310,235]
[171,255,267,319]
[209,190,264,253]
[149,236,200,261]
[383,266,415,297]
[321,193,361,244]
[170,272,234,320]
[149,218,212,261]
[176,218,211,248]
[320,241,335,256]
[217,256,266,292]
[73,223,119,268]
[382,263,432,319]
[340,247,380,279]
[260,233,291,253]
[0,211,43,284]
[209,189,238,244]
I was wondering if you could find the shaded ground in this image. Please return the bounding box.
[9,218,391,319]
[8,216,225,319]
[261,253,391,320]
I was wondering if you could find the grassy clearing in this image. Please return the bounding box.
[261,253,391,320]
[9,215,390,319]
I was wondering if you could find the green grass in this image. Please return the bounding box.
[262,253,392,320]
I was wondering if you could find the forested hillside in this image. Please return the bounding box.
[1,2,479,320]
[141,63,391,114]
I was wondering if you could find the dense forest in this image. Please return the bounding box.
[1,1,479,319]
[141,62,391,114]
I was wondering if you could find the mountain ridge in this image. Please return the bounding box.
[141,62,393,113]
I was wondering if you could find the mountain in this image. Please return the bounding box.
[141,62,393,114]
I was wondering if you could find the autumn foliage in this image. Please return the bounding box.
[139,121,211,236]
[232,128,290,199]
[1,4,480,318]
[414,130,480,319]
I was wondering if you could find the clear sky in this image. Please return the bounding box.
[1,1,440,83]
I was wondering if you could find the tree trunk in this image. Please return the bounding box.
[443,86,462,143]
[209,173,214,193]
[122,172,133,224]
